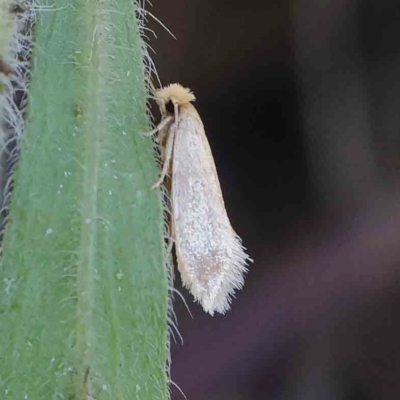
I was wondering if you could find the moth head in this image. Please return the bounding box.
[155,83,196,115]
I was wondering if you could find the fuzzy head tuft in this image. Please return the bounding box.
[155,83,196,106]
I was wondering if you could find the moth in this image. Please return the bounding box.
[143,83,251,315]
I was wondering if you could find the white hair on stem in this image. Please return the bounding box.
[0,0,35,253]
[135,2,187,399]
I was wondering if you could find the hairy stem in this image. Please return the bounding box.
[0,1,169,399]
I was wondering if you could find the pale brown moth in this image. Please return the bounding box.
[143,83,251,315]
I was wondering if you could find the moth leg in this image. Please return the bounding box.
[139,115,173,137]
[150,126,176,190]
[158,122,170,148]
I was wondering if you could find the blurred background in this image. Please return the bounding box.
[147,1,400,399]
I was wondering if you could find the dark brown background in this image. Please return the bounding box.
[148,1,400,399]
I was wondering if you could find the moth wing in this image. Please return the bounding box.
[171,105,249,315]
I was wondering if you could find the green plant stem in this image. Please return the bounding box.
[0,0,168,399]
